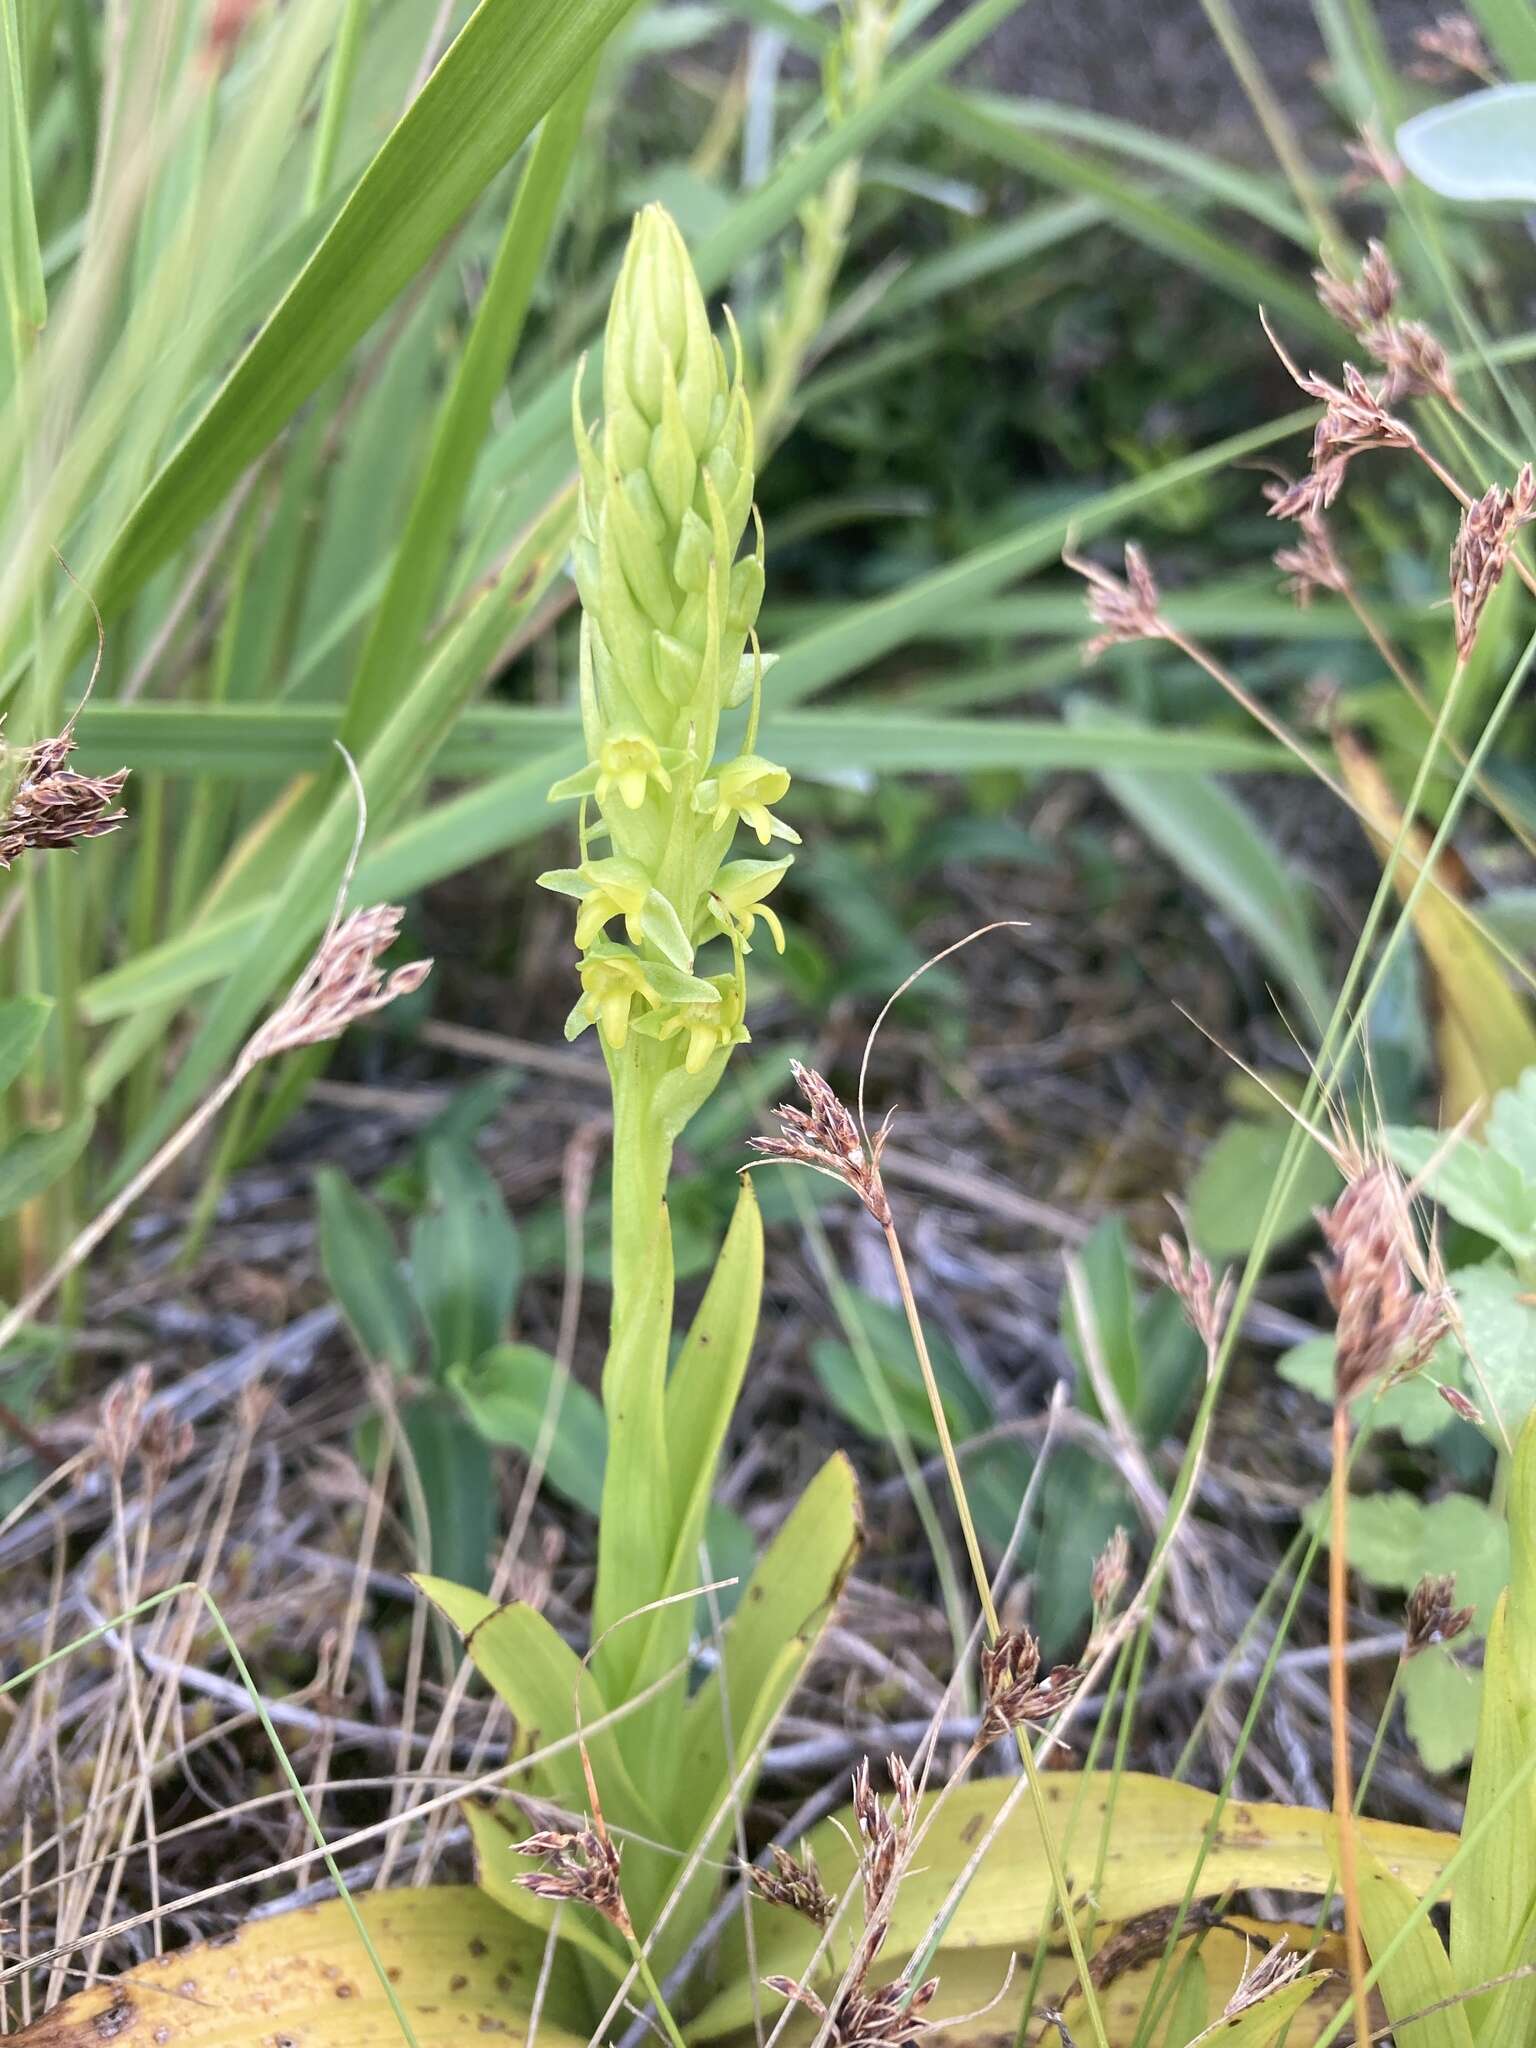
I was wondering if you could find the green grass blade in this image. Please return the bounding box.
[340,55,595,756]
[963,93,1311,243]
[305,0,371,209]
[92,0,639,624]
[767,410,1311,704]
[0,0,45,352]
[1472,0,1536,76]
[78,698,1288,783]
[927,88,1333,337]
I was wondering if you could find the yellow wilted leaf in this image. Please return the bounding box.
[692,1771,1454,2038]
[1333,727,1536,1124]
[14,1886,589,2046]
[730,1920,1350,2047]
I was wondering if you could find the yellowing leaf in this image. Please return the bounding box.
[691,1772,1453,2038]
[1334,728,1536,1124]
[13,1886,586,2046]
[740,1920,1349,2047]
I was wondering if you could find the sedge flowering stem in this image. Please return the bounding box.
[884,1215,1113,2048]
[1330,1401,1370,2044]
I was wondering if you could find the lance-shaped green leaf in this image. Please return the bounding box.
[413,1576,661,1853]
[0,1111,92,1217]
[315,1166,419,1374]
[342,57,597,756]
[616,1179,765,1762]
[0,997,51,1095]
[1356,1844,1473,2048]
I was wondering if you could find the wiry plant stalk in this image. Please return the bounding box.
[0,820,428,1358]
[1328,1398,1369,2045]
[754,1048,1112,2048]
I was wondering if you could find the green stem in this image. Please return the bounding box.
[304,0,369,210]
[606,1045,673,1332]
[625,1932,688,2048]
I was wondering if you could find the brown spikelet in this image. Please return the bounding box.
[1342,121,1404,192]
[1412,12,1497,82]
[750,1061,892,1224]
[95,1365,154,1480]
[1314,241,1398,333]
[1318,1163,1451,1405]
[978,1629,1085,1747]
[1404,1572,1475,1657]
[1267,491,1349,607]
[1313,243,1457,404]
[242,904,431,1066]
[1439,1383,1485,1428]
[1090,1525,1130,1620]
[1063,542,1167,659]
[1263,322,1416,520]
[513,1825,631,1935]
[766,1972,939,2047]
[746,1843,834,1928]
[1450,466,1536,660]
[0,731,127,871]
[1372,318,1457,405]
[1159,1220,1232,1355]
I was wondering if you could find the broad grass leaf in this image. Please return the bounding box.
[342,59,596,756]
[73,700,1290,782]
[689,1772,1454,2038]
[408,1140,520,1376]
[1356,1843,1474,2048]
[810,1286,991,1449]
[397,1398,494,1595]
[0,0,45,340]
[9,1886,588,2046]
[1187,1116,1341,1258]
[1163,1955,1210,2046]
[1467,0,1536,77]
[674,1452,859,1848]
[412,1578,662,1858]
[927,88,1331,335]
[0,996,50,1094]
[0,1111,92,1217]
[315,1166,419,1374]
[449,1344,607,1517]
